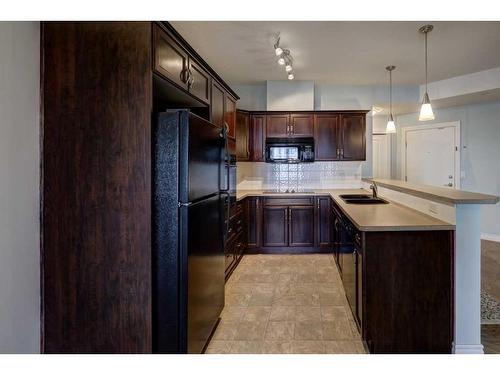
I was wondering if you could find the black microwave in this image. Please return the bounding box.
[265,137,315,163]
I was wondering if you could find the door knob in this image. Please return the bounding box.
[448,175,453,179]
[444,183,453,187]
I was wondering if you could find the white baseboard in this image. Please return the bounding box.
[481,233,500,242]
[452,343,484,354]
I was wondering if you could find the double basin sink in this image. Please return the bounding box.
[340,194,388,205]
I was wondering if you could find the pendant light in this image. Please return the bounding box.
[385,66,396,134]
[419,24,435,121]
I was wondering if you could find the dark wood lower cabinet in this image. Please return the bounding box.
[243,196,332,253]
[315,196,331,248]
[225,201,245,279]
[262,206,288,247]
[246,197,261,249]
[239,194,455,353]
[289,206,315,247]
[330,198,454,354]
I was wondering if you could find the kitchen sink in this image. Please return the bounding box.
[343,198,388,204]
[340,194,389,204]
[339,194,373,199]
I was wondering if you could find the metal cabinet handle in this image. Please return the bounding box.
[188,70,194,87]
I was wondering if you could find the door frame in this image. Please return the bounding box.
[400,121,461,189]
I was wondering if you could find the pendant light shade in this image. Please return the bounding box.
[419,25,435,121]
[419,92,435,121]
[386,114,396,134]
[386,65,396,134]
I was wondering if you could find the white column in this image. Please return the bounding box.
[453,204,483,354]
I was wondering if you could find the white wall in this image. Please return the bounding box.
[232,83,267,111]
[395,100,500,236]
[266,80,314,111]
[0,22,40,353]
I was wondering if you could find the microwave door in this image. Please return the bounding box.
[270,146,299,163]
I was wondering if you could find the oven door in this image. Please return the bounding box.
[266,145,301,163]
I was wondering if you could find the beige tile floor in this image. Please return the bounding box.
[206,254,367,354]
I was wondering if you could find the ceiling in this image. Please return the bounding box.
[170,21,500,86]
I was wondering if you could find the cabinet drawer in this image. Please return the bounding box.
[264,197,314,206]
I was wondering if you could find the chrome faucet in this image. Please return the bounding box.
[370,181,378,198]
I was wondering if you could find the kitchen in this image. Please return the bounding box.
[1,12,500,366]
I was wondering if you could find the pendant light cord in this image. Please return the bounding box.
[390,69,392,115]
[425,31,428,93]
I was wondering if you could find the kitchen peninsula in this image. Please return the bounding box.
[235,187,454,353]
[232,180,498,353]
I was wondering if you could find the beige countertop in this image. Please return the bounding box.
[236,189,455,232]
[362,178,499,205]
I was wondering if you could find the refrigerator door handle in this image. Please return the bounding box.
[219,125,230,193]
[220,191,231,243]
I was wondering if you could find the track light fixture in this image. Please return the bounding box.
[273,35,295,80]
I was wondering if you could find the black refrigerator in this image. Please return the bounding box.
[152,109,227,354]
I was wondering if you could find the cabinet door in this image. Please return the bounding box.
[289,206,315,247]
[290,113,314,137]
[225,236,236,271]
[250,115,266,161]
[225,94,237,139]
[262,206,288,247]
[340,114,366,160]
[314,114,341,160]
[266,114,289,138]
[153,24,188,89]
[187,58,210,104]
[246,197,261,248]
[315,197,331,248]
[356,247,363,326]
[211,81,225,128]
[343,250,356,315]
[236,110,250,161]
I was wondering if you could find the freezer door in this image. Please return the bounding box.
[184,194,225,354]
[179,113,223,203]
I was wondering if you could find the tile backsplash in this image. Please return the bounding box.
[237,161,363,191]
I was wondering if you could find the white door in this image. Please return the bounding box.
[405,126,458,188]
[373,134,391,179]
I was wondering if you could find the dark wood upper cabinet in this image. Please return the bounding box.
[210,81,225,127]
[225,94,237,139]
[315,196,331,248]
[153,24,188,90]
[290,113,314,137]
[314,114,341,160]
[187,59,210,104]
[266,114,289,138]
[250,114,266,161]
[289,206,315,247]
[340,113,366,160]
[236,110,250,161]
[262,206,288,247]
[243,111,366,161]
